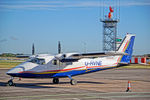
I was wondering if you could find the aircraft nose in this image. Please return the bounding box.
[6,66,25,75]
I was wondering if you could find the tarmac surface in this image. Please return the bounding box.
[0,68,150,100]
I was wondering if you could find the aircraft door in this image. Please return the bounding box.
[52,59,64,70]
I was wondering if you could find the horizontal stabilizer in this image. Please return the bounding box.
[105,51,128,56]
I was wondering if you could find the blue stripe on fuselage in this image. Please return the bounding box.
[7,67,116,78]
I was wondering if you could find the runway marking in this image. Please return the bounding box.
[0,92,150,100]
[35,95,150,100]
[39,95,150,100]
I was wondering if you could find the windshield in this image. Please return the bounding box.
[28,58,45,65]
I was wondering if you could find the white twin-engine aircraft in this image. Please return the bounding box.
[7,34,135,86]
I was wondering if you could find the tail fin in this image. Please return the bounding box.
[117,34,135,64]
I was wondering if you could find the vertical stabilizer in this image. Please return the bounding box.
[117,34,135,64]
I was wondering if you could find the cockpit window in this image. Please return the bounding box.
[29,58,45,65]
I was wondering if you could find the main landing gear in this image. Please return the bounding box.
[52,75,77,85]
[70,79,77,85]
[53,78,59,84]
[8,77,15,86]
[68,75,77,85]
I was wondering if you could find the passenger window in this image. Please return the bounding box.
[53,60,57,65]
[52,59,69,66]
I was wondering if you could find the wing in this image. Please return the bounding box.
[70,52,106,59]
[70,51,127,59]
[55,52,106,62]
[55,51,127,62]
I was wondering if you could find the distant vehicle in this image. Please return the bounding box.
[6,34,135,86]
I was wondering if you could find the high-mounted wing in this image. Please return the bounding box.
[71,52,106,59]
[55,51,128,62]
[69,51,128,59]
[55,52,106,62]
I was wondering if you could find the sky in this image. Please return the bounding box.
[0,0,150,55]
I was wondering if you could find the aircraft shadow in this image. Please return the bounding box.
[0,81,57,88]
[78,81,105,84]
[0,82,7,86]
[50,81,105,85]
[0,81,105,88]
[14,83,58,88]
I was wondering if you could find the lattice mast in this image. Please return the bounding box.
[101,0,120,51]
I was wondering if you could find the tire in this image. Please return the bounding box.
[8,80,14,86]
[70,79,77,85]
[53,78,59,84]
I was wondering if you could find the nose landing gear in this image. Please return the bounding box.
[7,77,15,86]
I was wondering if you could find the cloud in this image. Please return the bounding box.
[0,0,150,11]
[0,39,7,43]
[10,36,18,40]
[0,36,18,44]
[120,1,150,6]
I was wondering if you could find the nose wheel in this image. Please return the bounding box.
[7,77,15,86]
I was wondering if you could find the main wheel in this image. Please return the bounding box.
[8,80,14,86]
[53,78,59,84]
[70,79,77,85]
